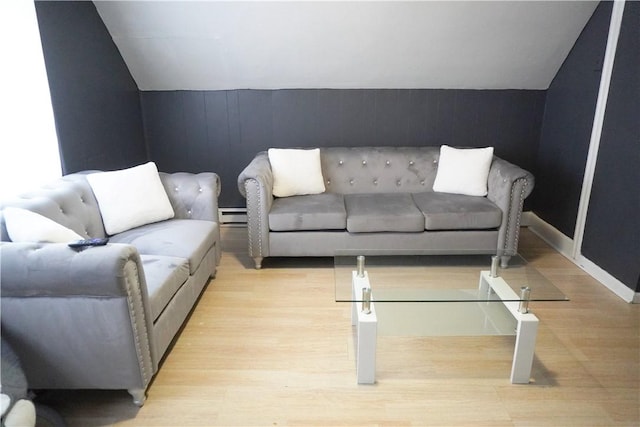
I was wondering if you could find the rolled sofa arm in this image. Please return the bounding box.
[486,158,535,259]
[237,152,274,268]
[0,242,156,397]
[160,172,221,223]
[160,172,222,265]
[2,242,150,298]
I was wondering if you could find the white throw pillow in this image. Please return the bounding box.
[268,148,326,197]
[87,162,175,235]
[3,207,83,243]
[433,145,494,196]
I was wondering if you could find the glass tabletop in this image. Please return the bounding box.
[334,252,568,303]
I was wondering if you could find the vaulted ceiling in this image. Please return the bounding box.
[94,1,599,91]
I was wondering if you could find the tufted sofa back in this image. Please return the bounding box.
[158,172,220,222]
[320,146,442,195]
[0,173,106,241]
[1,170,221,242]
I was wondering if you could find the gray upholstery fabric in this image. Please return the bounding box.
[345,193,424,233]
[269,193,346,231]
[0,242,147,297]
[160,171,222,265]
[321,147,440,194]
[151,245,215,361]
[412,192,502,230]
[268,229,499,256]
[159,172,220,222]
[486,158,534,255]
[141,255,190,321]
[0,242,156,390]
[0,170,221,404]
[1,296,152,390]
[238,146,534,266]
[109,219,217,274]
[0,174,106,241]
[237,152,274,259]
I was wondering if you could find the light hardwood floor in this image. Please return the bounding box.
[38,227,639,426]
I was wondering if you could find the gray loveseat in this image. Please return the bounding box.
[238,146,533,269]
[0,170,221,406]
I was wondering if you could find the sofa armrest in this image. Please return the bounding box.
[237,151,274,200]
[1,242,149,298]
[237,152,273,267]
[160,172,221,223]
[487,158,535,257]
[0,242,156,393]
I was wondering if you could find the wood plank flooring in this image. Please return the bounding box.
[37,227,640,426]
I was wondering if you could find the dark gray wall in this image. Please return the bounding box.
[533,1,612,238]
[534,0,639,292]
[581,1,640,291]
[141,89,545,207]
[35,1,147,174]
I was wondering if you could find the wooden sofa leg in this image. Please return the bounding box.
[254,257,263,269]
[128,388,146,407]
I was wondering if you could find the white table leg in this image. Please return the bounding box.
[356,306,377,384]
[352,272,377,384]
[479,271,539,384]
[511,315,538,383]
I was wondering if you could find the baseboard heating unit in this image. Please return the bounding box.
[218,208,247,225]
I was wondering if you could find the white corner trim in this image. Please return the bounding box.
[572,0,626,258]
[576,255,637,303]
[527,213,637,303]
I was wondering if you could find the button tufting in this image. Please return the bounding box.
[386,160,391,166]
[396,180,402,186]
[198,187,203,193]
[373,179,378,185]
[326,179,331,185]
[409,161,414,166]
[433,159,438,164]
[349,179,354,185]
[187,209,192,215]
[338,160,344,166]
[362,160,367,166]
[420,180,425,185]
[174,187,179,192]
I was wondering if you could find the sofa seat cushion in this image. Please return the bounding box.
[269,193,346,231]
[412,192,502,230]
[345,193,424,233]
[141,255,189,321]
[109,219,216,274]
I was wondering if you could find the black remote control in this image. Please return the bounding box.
[68,238,109,248]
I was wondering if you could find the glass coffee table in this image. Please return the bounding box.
[334,252,568,385]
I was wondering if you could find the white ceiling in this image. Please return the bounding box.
[94,1,599,91]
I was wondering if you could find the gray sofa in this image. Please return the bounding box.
[0,171,221,406]
[238,146,534,269]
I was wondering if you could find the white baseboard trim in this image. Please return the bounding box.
[520,211,533,227]
[576,255,637,303]
[526,213,574,256]
[527,213,638,303]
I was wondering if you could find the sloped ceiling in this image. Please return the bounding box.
[94,1,599,91]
